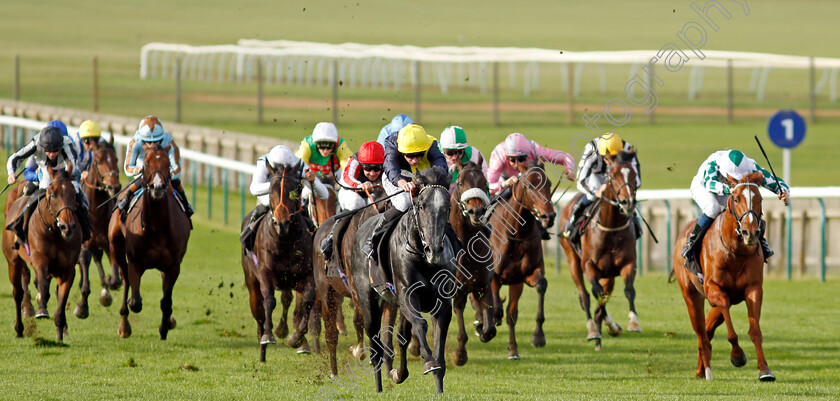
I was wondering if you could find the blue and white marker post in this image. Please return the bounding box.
[767,110,806,185]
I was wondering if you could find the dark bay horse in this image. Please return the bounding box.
[487,161,554,359]
[108,144,190,340]
[312,186,385,378]
[672,172,775,381]
[76,138,122,319]
[559,150,641,351]
[449,162,496,365]
[349,166,453,393]
[3,168,81,340]
[240,161,316,362]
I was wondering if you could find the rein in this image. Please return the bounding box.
[270,174,305,223]
[593,163,636,232]
[38,178,75,232]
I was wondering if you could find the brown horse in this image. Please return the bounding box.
[672,172,775,381]
[3,168,81,340]
[311,185,386,378]
[487,161,554,359]
[108,144,190,340]
[449,162,496,365]
[241,161,316,362]
[559,150,641,351]
[75,138,122,319]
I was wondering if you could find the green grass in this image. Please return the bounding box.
[0,218,837,399]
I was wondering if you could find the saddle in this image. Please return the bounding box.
[568,200,600,248]
[6,190,46,249]
[368,213,400,305]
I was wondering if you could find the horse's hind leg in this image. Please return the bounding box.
[323,290,340,378]
[682,286,712,379]
[289,280,316,351]
[8,259,25,337]
[491,275,504,326]
[569,254,596,340]
[452,291,469,366]
[159,266,180,340]
[335,298,347,335]
[350,307,364,358]
[744,285,774,381]
[20,266,34,318]
[526,270,547,348]
[505,283,523,359]
[379,304,399,375]
[621,262,641,332]
[54,271,75,341]
[274,289,292,339]
[308,300,322,354]
[74,246,92,319]
[93,248,115,305]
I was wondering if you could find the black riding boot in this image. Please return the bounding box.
[758,219,773,262]
[75,192,92,242]
[172,179,194,218]
[681,214,714,276]
[7,190,44,249]
[116,189,135,223]
[239,204,269,249]
[301,207,317,234]
[320,216,351,262]
[563,196,590,239]
[362,207,403,260]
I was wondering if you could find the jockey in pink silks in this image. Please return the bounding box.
[486,133,576,239]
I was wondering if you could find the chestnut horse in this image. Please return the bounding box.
[311,185,385,378]
[487,161,554,359]
[75,138,122,319]
[672,172,775,381]
[449,162,496,365]
[240,161,316,362]
[559,150,641,351]
[108,144,190,340]
[3,168,81,340]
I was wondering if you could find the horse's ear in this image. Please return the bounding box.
[266,161,277,176]
[163,144,171,153]
[746,171,764,184]
[723,174,737,187]
[108,134,114,146]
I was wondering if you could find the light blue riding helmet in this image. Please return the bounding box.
[376,114,413,145]
[136,115,167,142]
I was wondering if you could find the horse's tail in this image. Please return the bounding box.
[667,268,676,284]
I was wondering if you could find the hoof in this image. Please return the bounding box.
[531,333,546,348]
[731,351,747,368]
[349,344,363,359]
[594,342,602,352]
[759,368,776,382]
[479,326,496,343]
[607,323,623,337]
[107,275,122,290]
[287,333,304,348]
[296,344,311,354]
[507,351,520,360]
[99,289,113,307]
[260,333,276,345]
[23,305,35,318]
[336,320,347,335]
[704,367,713,381]
[627,321,641,332]
[168,317,177,330]
[35,309,50,319]
[473,320,482,337]
[408,339,421,357]
[422,360,441,375]
[74,304,89,319]
[453,349,468,366]
[118,323,132,338]
[275,324,289,339]
[389,368,407,384]
[586,319,600,340]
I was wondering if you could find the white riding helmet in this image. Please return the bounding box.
[718,149,753,181]
[267,145,301,168]
[312,122,339,143]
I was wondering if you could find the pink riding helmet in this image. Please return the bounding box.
[503,133,534,157]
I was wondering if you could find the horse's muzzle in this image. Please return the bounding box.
[468,207,486,226]
[541,212,556,229]
[57,221,76,240]
[150,184,167,200]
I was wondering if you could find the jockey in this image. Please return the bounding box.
[563,132,643,242]
[681,149,790,276]
[487,132,576,239]
[338,141,385,211]
[116,116,194,222]
[5,126,91,247]
[76,120,110,182]
[296,122,353,179]
[438,125,488,185]
[376,113,413,145]
[21,120,80,194]
[240,145,329,250]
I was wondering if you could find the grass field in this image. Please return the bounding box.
[0,218,837,400]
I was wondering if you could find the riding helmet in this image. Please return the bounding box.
[38,126,64,152]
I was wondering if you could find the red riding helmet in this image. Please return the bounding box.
[358,141,385,164]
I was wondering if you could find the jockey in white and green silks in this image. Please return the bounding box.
[681,149,790,279]
[295,122,354,178]
[438,125,488,185]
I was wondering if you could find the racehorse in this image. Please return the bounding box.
[240,161,316,362]
[311,184,385,378]
[75,138,122,319]
[449,162,496,365]
[2,168,81,340]
[349,166,453,393]
[108,143,190,340]
[558,150,641,351]
[487,161,554,359]
[671,172,775,381]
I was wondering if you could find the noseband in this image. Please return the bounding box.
[454,168,490,218]
[40,178,75,231]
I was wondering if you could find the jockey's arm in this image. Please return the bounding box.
[23,157,38,181]
[335,142,353,171]
[249,159,271,197]
[426,143,448,170]
[575,144,598,197]
[294,140,311,164]
[166,142,181,177]
[6,138,37,176]
[123,138,144,178]
[486,148,506,195]
[341,157,362,188]
[533,141,577,176]
[309,175,330,200]
[701,162,730,196]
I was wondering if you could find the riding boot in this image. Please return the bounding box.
[240,204,269,251]
[320,216,352,262]
[24,181,37,196]
[633,213,643,240]
[172,179,194,218]
[681,214,714,275]
[8,189,44,249]
[563,196,591,239]
[301,207,317,234]
[363,207,403,260]
[758,219,773,262]
[75,192,92,242]
[116,189,135,223]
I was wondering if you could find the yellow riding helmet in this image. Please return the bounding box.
[79,120,102,139]
[597,132,623,156]
[397,124,435,154]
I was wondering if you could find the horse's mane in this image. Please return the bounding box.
[415,166,450,187]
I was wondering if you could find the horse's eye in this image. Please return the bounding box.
[733,197,738,203]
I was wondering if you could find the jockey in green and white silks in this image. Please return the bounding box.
[438,125,488,184]
[681,149,790,278]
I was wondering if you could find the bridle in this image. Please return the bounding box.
[726,182,761,238]
[39,177,75,232]
[270,173,304,224]
[510,167,552,221]
[84,148,120,193]
[408,184,448,254]
[453,167,490,219]
[601,162,636,217]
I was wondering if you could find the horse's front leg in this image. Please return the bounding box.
[745,284,774,381]
[75,246,92,319]
[476,288,497,342]
[431,295,451,394]
[258,272,277,347]
[526,269,547,347]
[54,271,75,341]
[389,313,411,384]
[379,303,399,376]
[505,283,523,359]
[274,289,292,339]
[159,265,180,340]
[289,279,316,350]
[8,259,26,337]
[600,277,623,338]
[706,282,744,369]
[569,254,594,339]
[31,258,51,319]
[490,274,504,326]
[21,265,34,318]
[583,261,604,348]
[400,290,438,372]
[452,290,469,366]
[621,262,641,332]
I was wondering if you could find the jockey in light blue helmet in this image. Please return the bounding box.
[376,114,413,145]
